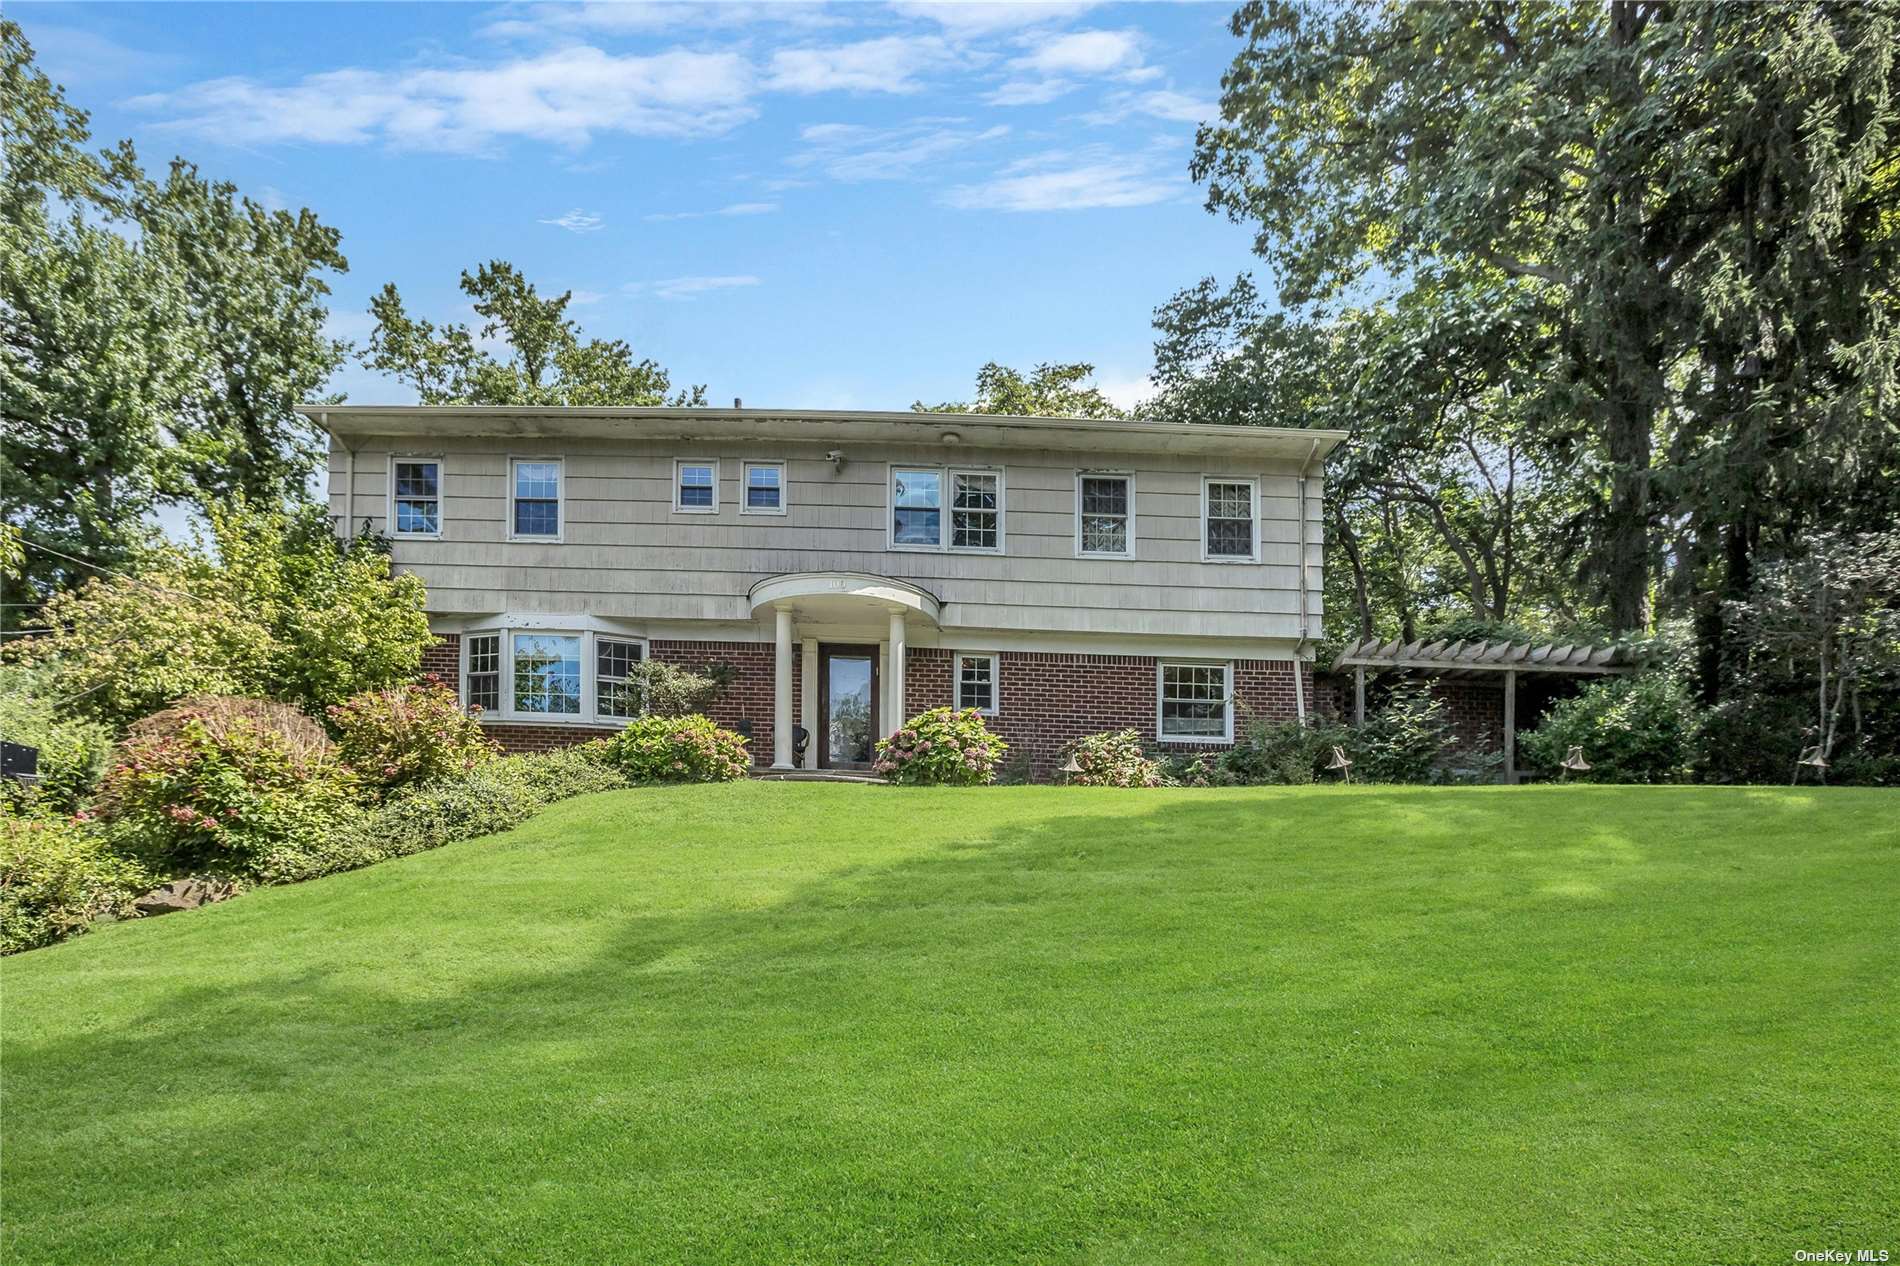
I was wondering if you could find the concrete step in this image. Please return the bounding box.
[750,769,886,784]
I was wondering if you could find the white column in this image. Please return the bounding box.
[887,609,907,737]
[773,606,794,769]
[800,638,818,769]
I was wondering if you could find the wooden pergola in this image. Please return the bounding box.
[1331,637,1635,782]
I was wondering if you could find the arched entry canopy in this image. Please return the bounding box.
[747,571,941,629]
[748,572,942,771]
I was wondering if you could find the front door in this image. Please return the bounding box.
[819,644,880,768]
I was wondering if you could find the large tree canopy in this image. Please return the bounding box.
[917,361,1126,418]
[1,21,347,617]
[363,262,705,407]
[1185,0,1900,645]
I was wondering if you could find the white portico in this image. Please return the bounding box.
[747,571,942,770]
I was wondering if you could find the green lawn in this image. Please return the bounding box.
[3,785,1895,1264]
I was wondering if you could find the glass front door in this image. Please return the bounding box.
[820,646,878,767]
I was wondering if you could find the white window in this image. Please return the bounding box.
[391,458,442,537]
[1202,477,1258,562]
[512,633,582,715]
[1157,662,1233,743]
[460,623,649,725]
[675,460,718,513]
[741,462,785,515]
[596,637,644,718]
[463,633,501,714]
[956,653,998,715]
[511,459,562,540]
[1076,472,1133,557]
[890,465,1004,552]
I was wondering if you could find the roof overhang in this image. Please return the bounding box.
[303,405,1349,464]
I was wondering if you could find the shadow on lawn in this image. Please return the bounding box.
[6,785,1890,1259]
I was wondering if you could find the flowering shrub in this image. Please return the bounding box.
[601,714,750,783]
[95,716,364,878]
[328,678,499,796]
[1,816,148,955]
[873,708,1007,786]
[1061,729,1162,787]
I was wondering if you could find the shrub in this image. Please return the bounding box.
[1061,729,1161,787]
[8,568,278,728]
[1354,681,1457,783]
[873,707,1007,786]
[1158,752,1219,787]
[601,714,750,783]
[626,660,726,717]
[95,714,364,879]
[127,694,331,760]
[280,744,631,882]
[1,816,148,955]
[1220,718,1358,785]
[1521,671,1701,784]
[327,679,498,796]
[0,664,114,815]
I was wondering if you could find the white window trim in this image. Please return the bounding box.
[388,455,445,540]
[1156,660,1235,744]
[954,652,1000,716]
[508,456,564,543]
[1074,470,1135,559]
[886,462,1006,554]
[459,626,650,726]
[460,631,503,717]
[1200,475,1261,564]
[739,460,788,516]
[673,458,721,514]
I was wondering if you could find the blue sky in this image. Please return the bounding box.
[13,1,1262,411]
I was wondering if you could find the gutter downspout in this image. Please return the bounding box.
[1292,439,1321,723]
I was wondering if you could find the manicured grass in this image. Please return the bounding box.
[3,785,1895,1264]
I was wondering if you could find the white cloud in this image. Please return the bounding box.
[766,36,952,94]
[792,119,1009,182]
[644,201,781,221]
[128,46,759,151]
[1092,369,1155,412]
[889,2,1098,36]
[1083,88,1216,126]
[540,209,606,232]
[987,27,1153,108]
[944,150,1179,211]
[565,289,608,305]
[627,274,763,301]
[987,79,1072,106]
[483,2,843,38]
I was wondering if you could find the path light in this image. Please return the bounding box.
[1326,746,1353,784]
[1793,744,1829,786]
[1560,745,1591,779]
[1058,753,1083,781]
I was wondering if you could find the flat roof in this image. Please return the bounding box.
[302,405,1349,463]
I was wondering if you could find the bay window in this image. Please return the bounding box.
[458,624,650,725]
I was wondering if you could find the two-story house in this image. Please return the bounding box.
[314,406,1346,779]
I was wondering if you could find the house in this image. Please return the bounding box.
[313,406,1348,779]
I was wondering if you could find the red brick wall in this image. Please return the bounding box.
[1432,678,1504,753]
[422,633,1315,779]
[904,648,1311,781]
[420,633,460,684]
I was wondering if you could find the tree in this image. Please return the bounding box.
[1190,0,1900,639]
[918,362,1126,418]
[363,261,706,406]
[1,21,349,619]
